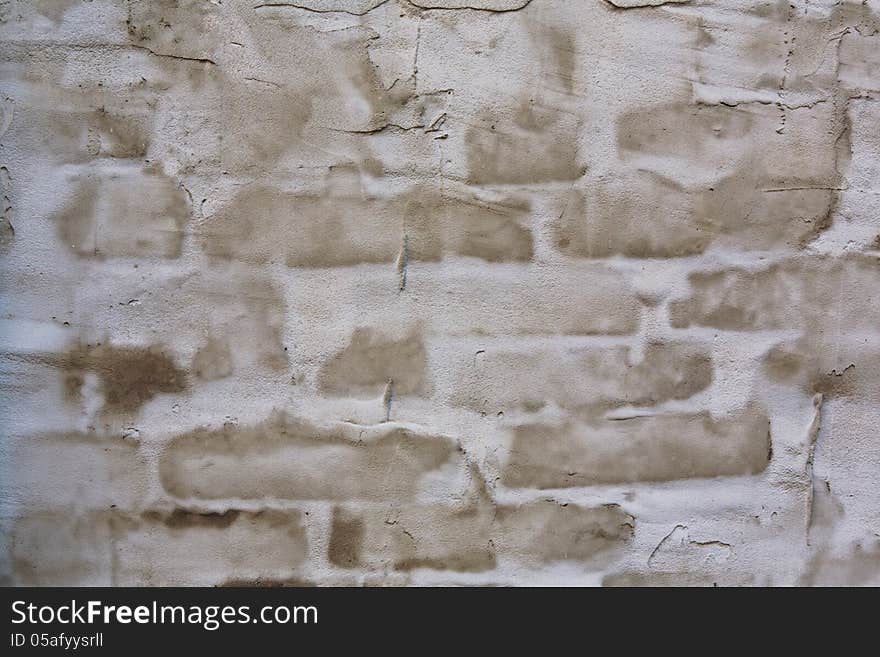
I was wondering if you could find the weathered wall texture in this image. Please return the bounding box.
[1,0,878,586]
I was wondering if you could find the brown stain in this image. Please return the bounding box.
[220,82,314,175]
[219,577,317,587]
[764,345,804,382]
[55,183,98,255]
[61,343,188,415]
[202,175,396,267]
[84,272,288,380]
[214,21,428,175]
[2,60,157,167]
[7,432,149,513]
[466,98,585,185]
[764,338,875,398]
[0,166,13,248]
[616,101,753,162]
[615,342,713,407]
[126,0,220,61]
[0,215,11,246]
[189,275,288,374]
[739,0,790,89]
[108,508,309,585]
[831,1,880,41]
[344,49,418,132]
[132,508,302,533]
[318,327,429,398]
[670,256,880,331]
[62,371,85,404]
[89,108,150,159]
[393,552,497,573]
[503,407,771,488]
[553,150,837,258]
[530,25,577,95]
[330,499,634,573]
[191,336,234,382]
[53,168,189,259]
[202,177,533,267]
[454,342,712,416]
[159,412,457,501]
[328,504,496,573]
[494,502,634,563]
[553,172,710,258]
[740,1,864,245]
[405,189,534,263]
[552,29,577,95]
[750,0,789,21]
[695,171,835,249]
[328,508,365,568]
[670,267,765,330]
[605,29,847,250]
[693,19,715,49]
[143,509,241,530]
[8,513,111,586]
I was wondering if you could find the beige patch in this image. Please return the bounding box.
[159,413,457,501]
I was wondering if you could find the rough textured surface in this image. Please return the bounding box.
[1,0,878,586]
